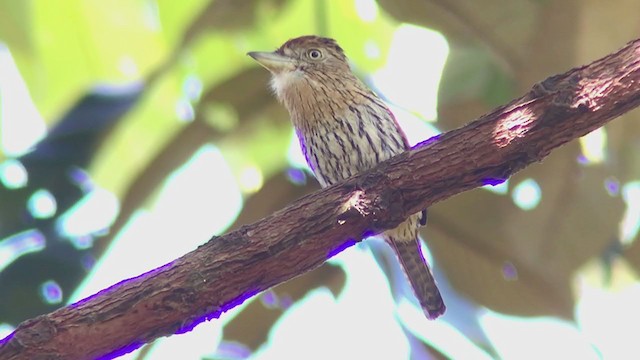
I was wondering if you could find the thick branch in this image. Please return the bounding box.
[2,39,639,360]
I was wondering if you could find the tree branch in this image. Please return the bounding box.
[2,38,639,360]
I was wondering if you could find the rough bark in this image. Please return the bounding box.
[1,38,639,360]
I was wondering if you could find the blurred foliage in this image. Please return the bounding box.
[1,0,640,359]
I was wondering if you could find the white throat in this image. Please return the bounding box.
[269,70,305,102]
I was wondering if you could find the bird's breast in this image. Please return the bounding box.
[294,103,408,187]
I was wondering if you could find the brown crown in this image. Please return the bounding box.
[276,35,346,59]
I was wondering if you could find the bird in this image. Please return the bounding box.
[248,35,446,319]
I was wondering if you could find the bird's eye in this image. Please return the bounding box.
[307,49,323,60]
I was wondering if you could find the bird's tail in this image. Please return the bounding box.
[385,221,445,319]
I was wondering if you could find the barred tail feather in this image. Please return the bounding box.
[386,234,446,320]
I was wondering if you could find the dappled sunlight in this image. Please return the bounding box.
[287,129,309,171]
[0,230,45,273]
[238,165,264,194]
[576,279,640,358]
[56,188,120,238]
[117,56,141,78]
[387,103,441,146]
[482,179,509,195]
[604,176,620,197]
[0,159,28,189]
[175,76,202,122]
[175,98,195,122]
[372,24,449,121]
[493,106,537,148]
[144,319,222,360]
[620,181,640,245]
[250,246,409,359]
[511,178,542,211]
[69,145,242,302]
[39,280,63,305]
[0,324,13,340]
[27,189,57,219]
[502,261,518,281]
[363,39,381,60]
[354,0,378,23]
[579,127,608,164]
[480,312,599,359]
[397,300,492,359]
[0,45,46,156]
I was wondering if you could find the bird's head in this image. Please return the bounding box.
[248,36,354,104]
[248,35,349,75]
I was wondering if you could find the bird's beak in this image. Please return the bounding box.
[247,51,295,73]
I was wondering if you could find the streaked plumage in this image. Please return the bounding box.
[248,35,445,319]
